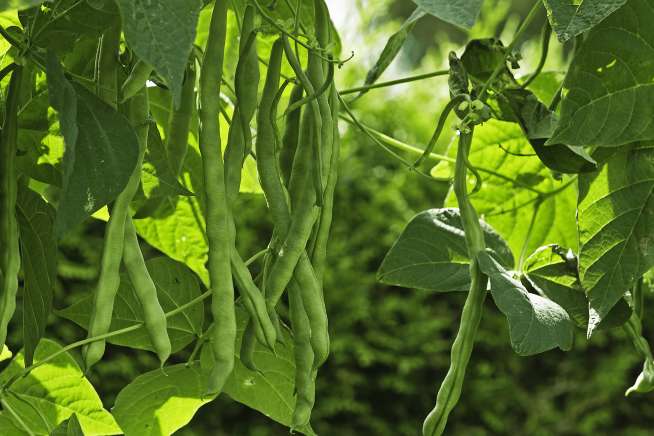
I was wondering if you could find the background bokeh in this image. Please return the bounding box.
[10,0,654,434]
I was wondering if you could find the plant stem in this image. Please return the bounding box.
[339,70,449,95]
[422,130,489,436]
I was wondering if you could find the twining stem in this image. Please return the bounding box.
[340,113,553,194]
[339,70,449,95]
[0,249,266,391]
[422,130,489,436]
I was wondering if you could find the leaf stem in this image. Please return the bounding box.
[339,70,449,95]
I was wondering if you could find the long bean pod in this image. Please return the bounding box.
[123,216,171,364]
[422,129,488,436]
[256,38,329,369]
[310,84,340,283]
[288,279,316,429]
[199,0,236,395]
[224,4,259,203]
[0,67,23,350]
[84,89,150,370]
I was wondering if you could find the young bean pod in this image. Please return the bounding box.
[224,4,260,204]
[123,216,171,365]
[198,0,236,395]
[288,279,316,429]
[84,89,151,370]
[0,67,23,350]
[422,129,488,436]
[121,60,153,103]
[279,82,304,185]
[309,84,340,283]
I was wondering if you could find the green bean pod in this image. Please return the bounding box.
[121,60,153,103]
[279,83,304,185]
[289,279,316,429]
[422,130,488,436]
[198,0,236,395]
[0,67,23,350]
[251,38,329,369]
[123,216,171,364]
[166,65,196,177]
[231,247,277,350]
[281,37,324,206]
[83,89,150,370]
[310,84,340,283]
[224,4,259,204]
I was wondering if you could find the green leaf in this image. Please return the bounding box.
[411,0,482,29]
[543,0,627,42]
[461,38,508,83]
[57,257,203,353]
[50,414,84,436]
[112,363,212,436]
[116,0,202,105]
[478,250,574,355]
[577,143,654,334]
[0,339,121,435]
[46,54,140,236]
[522,244,631,330]
[16,185,56,366]
[361,7,425,93]
[378,208,514,292]
[0,412,23,436]
[0,0,51,12]
[500,88,597,174]
[200,306,315,435]
[0,346,11,362]
[440,119,578,256]
[550,0,654,147]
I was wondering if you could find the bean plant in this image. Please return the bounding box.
[0,0,652,434]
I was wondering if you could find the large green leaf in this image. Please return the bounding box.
[16,185,56,366]
[577,143,654,334]
[411,0,483,29]
[522,244,631,330]
[112,363,212,436]
[543,0,627,42]
[438,119,578,257]
[499,88,597,174]
[46,54,140,236]
[116,0,202,104]
[0,412,22,436]
[378,208,514,292]
[0,340,121,435]
[550,0,654,147]
[478,250,574,356]
[57,257,204,353]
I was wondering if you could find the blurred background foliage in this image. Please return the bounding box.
[8,0,654,434]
